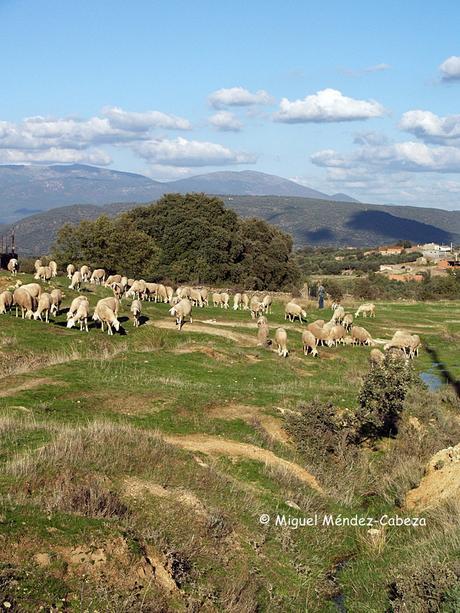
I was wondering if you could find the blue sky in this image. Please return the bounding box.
[1,0,460,208]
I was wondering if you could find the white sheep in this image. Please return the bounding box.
[50,289,63,315]
[327,324,346,347]
[66,264,75,279]
[13,288,35,319]
[92,302,120,335]
[67,296,89,320]
[105,274,122,287]
[257,321,271,347]
[355,303,376,318]
[331,305,345,324]
[284,302,307,323]
[212,292,223,308]
[0,290,13,314]
[169,298,193,330]
[34,265,52,282]
[34,259,43,272]
[221,292,230,309]
[274,327,289,357]
[242,293,250,310]
[7,258,18,276]
[370,348,385,366]
[69,270,82,291]
[301,330,318,357]
[20,283,42,299]
[342,313,353,332]
[67,300,90,332]
[233,293,242,310]
[34,293,52,322]
[48,260,58,277]
[130,299,142,327]
[190,288,203,308]
[80,265,91,282]
[250,299,264,319]
[199,288,208,306]
[90,269,106,284]
[352,326,374,346]
[262,295,272,314]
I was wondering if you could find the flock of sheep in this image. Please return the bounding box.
[0,259,421,361]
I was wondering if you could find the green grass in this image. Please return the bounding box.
[0,271,459,611]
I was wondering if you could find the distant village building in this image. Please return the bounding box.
[378,245,405,256]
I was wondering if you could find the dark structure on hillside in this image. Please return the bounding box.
[0,230,17,269]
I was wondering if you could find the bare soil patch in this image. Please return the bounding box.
[0,376,59,398]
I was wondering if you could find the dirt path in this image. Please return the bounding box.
[0,377,58,398]
[151,319,257,345]
[165,433,322,492]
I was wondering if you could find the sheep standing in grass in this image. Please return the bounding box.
[21,283,42,299]
[355,303,376,318]
[67,300,89,332]
[50,289,63,315]
[331,305,345,324]
[69,270,82,291]
[169,298,192,331]
[221,292,230,309]
[90,269,106,285]
[34,292,53,322]
[307,323,329,346]
[111,283,124,299]
[242,293,250,310]
[7,258,18,276]
[384,331,420,359]
[274,328,289,357]
[250,298,264,320]
[105,274,122,287]
[66,264,75,279]
[257,316,271,347]
[143,282,157,301]
[166,286,175,304]
[199,288,208,306]
[284,302,307,323]
[131,300,142,328]
[0,290,13,314]
[34,259,42,273]
[342,313,353,332]
[190,288,203,308]
[127,279,146,300]
[327,324,346,347]
[80,265,91,282]
[34,266,52,282]
[156,284,169,303]
[212,292,223,308]
[67,296,89,321]
[13,288,36,319]
[352,326,374,346]
[262,295,272,314]
[233,293,242,310]
[93,302,120,335]
[97,297,120,317]
[49,261,58,277]
[301,330,318,357]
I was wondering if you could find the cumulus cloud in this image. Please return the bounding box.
[399,110,460,144]
[0,147,112,165]
[209,87,273,109]
[439,56,460,81]
[134,137,256,167]
[102,106,191,131]
[208,111,243,132]
[312,140,460,173]
[274,88,386,123]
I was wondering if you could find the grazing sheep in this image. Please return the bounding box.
[284,302,307,323]
[257,321,271,347]
[130,299,142,327]
[66,264,75,279]
[69,270,82,290]
[302,330,318,357]
[250,299,264,319]
[48,260,58,277]
[67,300,89,332]
[257,316,268,327]
[34,259,43,272]
[67,296,89,320]
[262,295,272,314]
[274,327,289,358]
[166,286,175,304]
[242,293,250,310]
[199,288,208,306]
[221,292,230,309]
[342,313,353,332]
[308,323,330,346]
[169,298,192,330]
[80,265,91,282]
[327,324,346,347]
[384,331,420,359]
[20,283,42,299]
[90,269,106,285]
[127,279,146,299]
[190,288,203,308]
[34,265,52,282]
[111,282,124,299]
[331,305,345,324]
[233,292,242,310]
[143,282,158,301]
[370,348,385,366]
[105,274,122,287]
[355,303,376,318]
[120,276,129,292]
[93,303,120,335]
[50,289,63,315]
[13,287,35,319]
[212,292,223,308]
[34,292,53,322]
[7,258,18,276]
[0,290,13,314]
[352,326,374,346]
[96,297,120,317]
[310,319,325,328]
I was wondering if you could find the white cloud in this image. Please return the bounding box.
[342,63,391,77]
[102,106,191,131]
[274,88,386,123]
[209,87,273,109]
[439,56,460,81]
[399,110,460,144]
[312,140,460,173]
[134,137,256,167]
[0,147,112,165]
[209,111,243,132]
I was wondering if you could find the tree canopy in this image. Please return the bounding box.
[52,193,300,290]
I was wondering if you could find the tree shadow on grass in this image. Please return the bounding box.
[424,344,460,398]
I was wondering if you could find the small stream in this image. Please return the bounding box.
[420,361,445,391]
[329,559,350,612]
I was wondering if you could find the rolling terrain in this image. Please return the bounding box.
[0,271,459,611]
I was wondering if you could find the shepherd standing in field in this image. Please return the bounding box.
[318,283,325,309]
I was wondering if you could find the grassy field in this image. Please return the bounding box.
[0,271,459,612]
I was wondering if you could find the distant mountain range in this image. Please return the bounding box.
[0,164,358,224]
[0,164,459,255]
